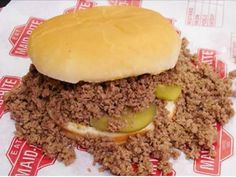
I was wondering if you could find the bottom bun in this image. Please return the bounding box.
[62,101,176,144]
[63,122,154,144]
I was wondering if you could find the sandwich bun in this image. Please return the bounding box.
[29,6,181,83]
[63,122,155,144]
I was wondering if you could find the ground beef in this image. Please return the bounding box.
[4,38,235,175]
[6,86,76,165]
[6,63,157,131]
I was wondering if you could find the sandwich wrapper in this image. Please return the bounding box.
[0,0,236,176]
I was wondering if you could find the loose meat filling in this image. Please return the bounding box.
[4,38,236,175]
[7,63,159,132]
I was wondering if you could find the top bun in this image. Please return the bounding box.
[29,6,181,83]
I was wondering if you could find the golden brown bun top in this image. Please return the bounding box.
[29,6,181,83]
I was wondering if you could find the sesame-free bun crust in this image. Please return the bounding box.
[29,6,181,83]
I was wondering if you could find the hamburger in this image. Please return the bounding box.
[5,5,235,175]
[27,6,180,143]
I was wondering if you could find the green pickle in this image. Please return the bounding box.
[155,84,181,101]
[90,105,156,133]
[90,117,108,131]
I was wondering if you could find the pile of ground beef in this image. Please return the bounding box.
[4,38,236,175]
[10,63,158,132]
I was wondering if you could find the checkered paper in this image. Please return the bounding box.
[0,0,236,176]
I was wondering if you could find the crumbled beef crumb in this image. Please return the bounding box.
[4,38,235,175]
[232,90,236,97]
[229,69,236,78]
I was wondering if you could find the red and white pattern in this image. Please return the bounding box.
[230,33,236,63]
[132,158,176,176]
[150,158,176,176]
[0,76,21,119]
[7,137,55,176]
[194,123,233,175]
[193,49,233,175]
[9,17,44,58]
[186,0,224,27]
[198,48,227,78]
[64,0,96,14]
[0,0,235,176]
[108,0,142,7]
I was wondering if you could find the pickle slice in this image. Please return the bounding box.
[90,105,156,133]
[155,84,181,101]
[90,117,108,132]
